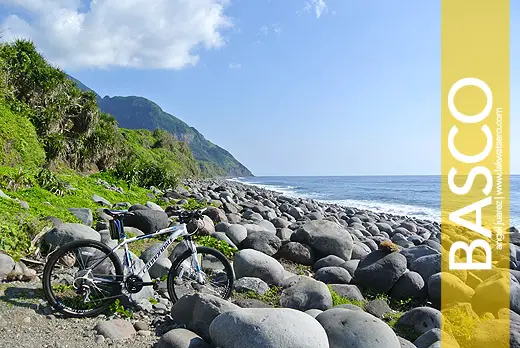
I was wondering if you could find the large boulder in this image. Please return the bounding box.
[170,293,240,342]
[279,277,333,311]
[241,231,281,256]
[0,253,15,280]
[291,220,354,260]
[233,249,285,286]
[395,307,443,338]
[400,245,439,267]
[68,208,94,227]
[156,328,211,348]
[389,271,426,300]
[234,277,269,295]
[428,272,474,306]
[226,224,248,245]
[315,308,401,348]
[204,207,228,223]
[123,209,169,235]
[209,307,329,348]
[315,267,352,284]
[328,284,364,302]
[354,250,407,293]
[470,318,520,348]
[275,242,315,265]
[312,255,346,272]
[472,271,520,315]
[44,223,101,249]
[187,215,215,236]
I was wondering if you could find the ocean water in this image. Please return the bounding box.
[230,175,520,228]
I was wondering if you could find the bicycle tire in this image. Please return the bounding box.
[42,239,124,318]
[167,246,234,303]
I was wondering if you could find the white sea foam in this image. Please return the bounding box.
[229,178,440,221]
[324,199,441,222]
[228,177,520,227]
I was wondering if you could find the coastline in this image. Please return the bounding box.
[220,177,442,227]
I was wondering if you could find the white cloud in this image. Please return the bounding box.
[258,23,281,36]
[303,0,327,19]
[0,0,233,70]
[228,62,241,69]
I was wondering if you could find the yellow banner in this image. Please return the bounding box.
[441,1,510,347]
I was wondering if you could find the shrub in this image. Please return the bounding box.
[35,168,71,196]
[113,155,179,191]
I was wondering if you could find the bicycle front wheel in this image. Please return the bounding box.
[167,246,234,303]
[42,240,123,318]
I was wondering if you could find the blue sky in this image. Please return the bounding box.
[0,0,518,176]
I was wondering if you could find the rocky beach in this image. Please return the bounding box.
[1,178,520,348]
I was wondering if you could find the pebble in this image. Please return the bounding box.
[133,321,148,331]
[137,330,152,337]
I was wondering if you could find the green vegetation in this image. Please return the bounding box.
[194,235,238,259]
[0,103,45,168]
[95,95,253,177]
[0,168,166,259]
[442,305,493,348]
[182,198,208,210]
[0,39,207,259]
[148,297,159,305]
[234,286,281,307]
[328,285,367,308]
[384,310,404,328]
[108,299,133,318]
[114,129,200,190]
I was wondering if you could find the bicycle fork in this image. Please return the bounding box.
[179,239,205,284]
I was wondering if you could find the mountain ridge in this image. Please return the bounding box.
[66,74,253,178]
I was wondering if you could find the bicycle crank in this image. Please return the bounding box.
[125,275,156,294]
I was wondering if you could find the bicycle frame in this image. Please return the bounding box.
[89,222,201,283]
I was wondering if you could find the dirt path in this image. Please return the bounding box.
[0,280,161,348]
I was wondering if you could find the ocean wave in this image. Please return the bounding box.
[228,177,520,227]
[320,199,441,222]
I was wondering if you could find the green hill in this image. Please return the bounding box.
[0,39,205,258]
[67,77,253,178]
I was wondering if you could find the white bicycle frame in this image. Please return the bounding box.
[90,222,203,284]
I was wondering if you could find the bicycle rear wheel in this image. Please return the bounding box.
[167,246,234,303]
[42,240,123,318]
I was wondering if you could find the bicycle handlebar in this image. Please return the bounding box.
[166,207,207,221]
[102,209,134,218]
[104,207,207,223]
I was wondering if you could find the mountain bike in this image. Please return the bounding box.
[42,207,234,318]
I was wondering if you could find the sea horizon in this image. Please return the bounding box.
[229,175,520,228]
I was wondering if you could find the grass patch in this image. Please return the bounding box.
[182,198,208,211]
[233,286,281,307]
[0,166,169,259]
[328,285,367,308]
[384,310,404,328]
[194,235,238,259]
